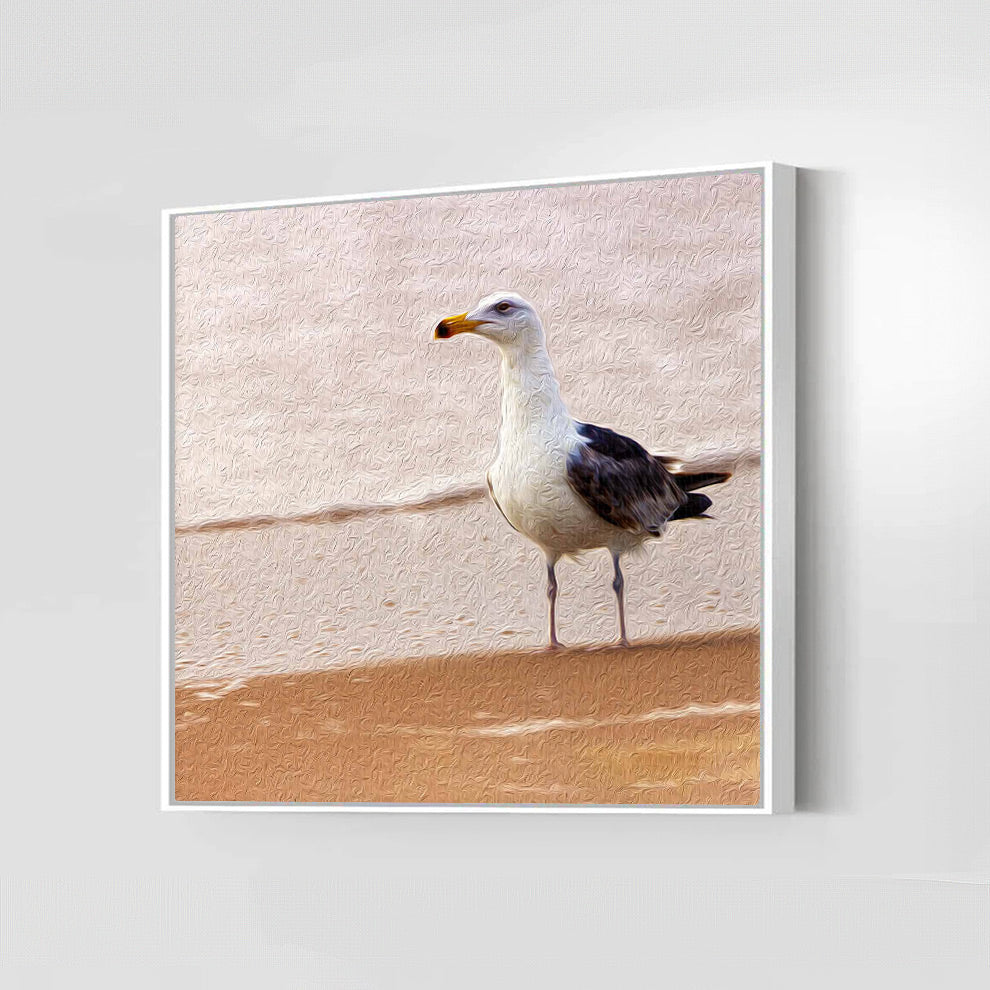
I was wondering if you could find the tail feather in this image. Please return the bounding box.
[666,468,730,521]
[669,492,713,520]
[670,469,732,492]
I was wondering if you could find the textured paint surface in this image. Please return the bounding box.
[172,171,763,804]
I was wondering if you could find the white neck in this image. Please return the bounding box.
[496,339,572,442]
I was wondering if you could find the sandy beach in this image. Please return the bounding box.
[175,629,759,805]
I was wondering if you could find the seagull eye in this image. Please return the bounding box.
[495,301,513,314]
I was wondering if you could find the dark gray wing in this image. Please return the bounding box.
[566,423,688,536]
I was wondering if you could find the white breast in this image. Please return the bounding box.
[489,417,636,556]
[486,336,644,557]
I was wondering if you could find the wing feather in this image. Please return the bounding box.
[566,423,687,536]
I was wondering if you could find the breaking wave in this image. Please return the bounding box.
[175,483,488,535]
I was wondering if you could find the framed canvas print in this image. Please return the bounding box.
[162,162,795,812]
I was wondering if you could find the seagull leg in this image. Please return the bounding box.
[611,551,629,647]
[546,555,561,650]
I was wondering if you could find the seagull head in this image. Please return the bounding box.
[434,292,544,351]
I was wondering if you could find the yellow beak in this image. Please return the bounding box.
[434,312,486,339]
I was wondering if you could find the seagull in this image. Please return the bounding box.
[434,292,731,649]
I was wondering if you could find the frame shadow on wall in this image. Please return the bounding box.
[794,167,852,813]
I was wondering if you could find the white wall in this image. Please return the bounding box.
[2,2,988,985]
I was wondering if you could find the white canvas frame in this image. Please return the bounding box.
[161,162,796,813]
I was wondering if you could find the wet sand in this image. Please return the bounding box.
[175,630,760,806]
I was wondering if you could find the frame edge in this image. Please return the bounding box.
[161,209,176,811]
[766,163,797,813]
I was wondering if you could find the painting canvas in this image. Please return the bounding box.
[164,164,794,811]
